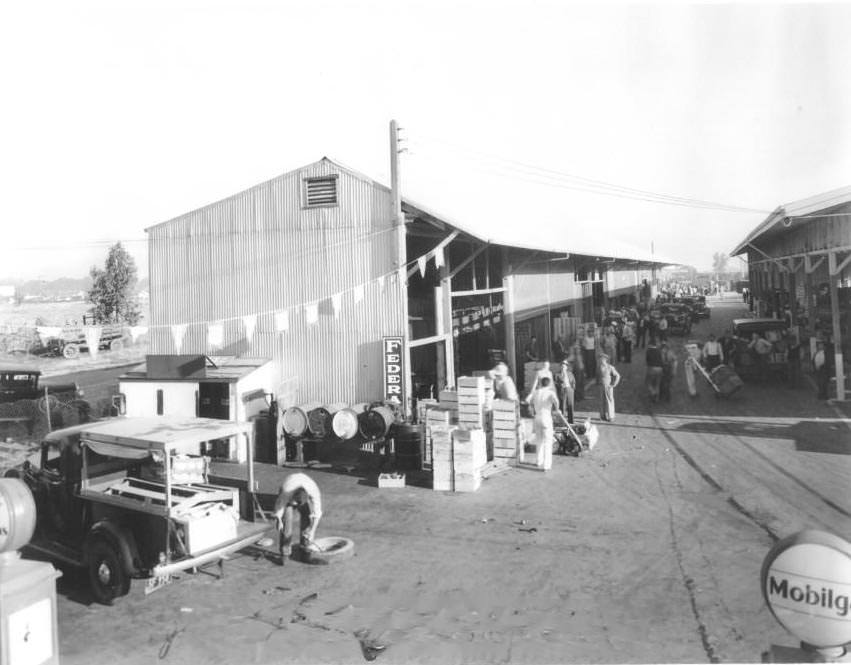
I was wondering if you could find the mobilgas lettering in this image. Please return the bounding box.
[768,576,850,617]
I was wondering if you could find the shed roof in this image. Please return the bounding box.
[730,185,851,256]
[120,356,272,383]
[149,157,675,269]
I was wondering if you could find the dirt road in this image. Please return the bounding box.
[39,297,851,663]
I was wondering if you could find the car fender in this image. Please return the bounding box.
[86,521,140,575]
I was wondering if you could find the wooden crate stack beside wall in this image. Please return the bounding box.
[431,425,457,491]
[452,428,487,492]
[491,398,518,462]
[438,389,459,422]
[423,406,454,469]
[456,376,486,430]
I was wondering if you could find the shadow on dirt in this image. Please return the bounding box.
[673,418,851,455]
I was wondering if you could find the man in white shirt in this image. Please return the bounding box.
[702,333,724,370]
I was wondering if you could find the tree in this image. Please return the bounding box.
[712,252,729,276]
[87,242,141,325]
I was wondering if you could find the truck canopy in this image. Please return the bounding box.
[46,416,253,457]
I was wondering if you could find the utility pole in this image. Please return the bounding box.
[390,120,412,418]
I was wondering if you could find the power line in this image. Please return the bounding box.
[407,134,771,215]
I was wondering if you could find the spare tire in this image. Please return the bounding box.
[298,537,355,565]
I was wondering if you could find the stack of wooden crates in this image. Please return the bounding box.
[491,399,518,461]
[430,426,487,492]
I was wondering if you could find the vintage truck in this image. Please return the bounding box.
[0,369,80,404]
[6,416,274,604]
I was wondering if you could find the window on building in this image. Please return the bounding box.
[156,389,164,416]
[303,176,338,208]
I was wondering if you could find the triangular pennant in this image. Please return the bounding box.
[353,284,364,304]
[275,310,289,332]
[208,322,224,349]
[434,247,444,269]
[129,326,149,343]
[305,302,319,325]
[417,255,427,277]
[84,326,102,359]
[171,324,187,354]
[331,293,342,319]
[242,315,256,344]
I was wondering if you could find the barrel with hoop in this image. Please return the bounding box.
[391,422,423,471]
[358,405,395,440]
[281,401,321,438]
[331,403,366,441]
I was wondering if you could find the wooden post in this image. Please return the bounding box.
[503,274,516,379]
[828,252,846,401]
[390,119,412,417]
[43,386,52,432]
[440,263,455,388]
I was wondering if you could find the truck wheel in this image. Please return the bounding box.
[37,395,59,414]
[63,344,80,359]
[87,539,130,605]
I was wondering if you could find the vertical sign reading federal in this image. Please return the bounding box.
[383,336,405,405]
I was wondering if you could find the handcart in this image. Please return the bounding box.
[554,410,599,456]
[695,361,744,398]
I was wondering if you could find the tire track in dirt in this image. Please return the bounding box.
[653,453,719,663]
[651,414,780,542]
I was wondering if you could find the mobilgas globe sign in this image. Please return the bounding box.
[761,530,851,648]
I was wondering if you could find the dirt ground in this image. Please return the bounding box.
[30,296,851,664]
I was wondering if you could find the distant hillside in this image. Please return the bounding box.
[1,276,149,299]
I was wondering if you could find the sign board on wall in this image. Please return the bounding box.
[382,336,405,405]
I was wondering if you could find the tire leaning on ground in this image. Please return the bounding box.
[299,537,355,565]
[62,344,80,359]
[87,538,131,605]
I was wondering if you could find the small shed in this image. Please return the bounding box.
[118,356,277,462]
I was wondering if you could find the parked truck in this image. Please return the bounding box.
[5,416,274,604]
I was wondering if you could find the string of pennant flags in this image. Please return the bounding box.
[40,244,449,354]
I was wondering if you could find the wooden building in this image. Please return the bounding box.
[731,185,851,399]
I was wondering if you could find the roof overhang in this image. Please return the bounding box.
[731,185,851,257]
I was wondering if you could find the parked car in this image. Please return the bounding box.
[656,304,693,335]
[5,416,273,604]
[676,296,710,319]
[730,318,790,381]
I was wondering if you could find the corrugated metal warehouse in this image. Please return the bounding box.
[146,155,669,410]
[731,185,851,399]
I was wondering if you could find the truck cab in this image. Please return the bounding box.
[10,416,273,604]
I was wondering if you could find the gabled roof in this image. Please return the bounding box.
[149,156,674,268]
[730,185,851,256]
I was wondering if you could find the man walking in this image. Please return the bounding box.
[530,377,559,471]
[558,359,576,424]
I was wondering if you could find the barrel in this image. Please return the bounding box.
[0,478,37,553]
[307,406,332,438]
[392,423,422,471]
[281,401,321,437]
[331,403,364,441]
[358,405,395,440]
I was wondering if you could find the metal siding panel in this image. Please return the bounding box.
[148,162,402,405]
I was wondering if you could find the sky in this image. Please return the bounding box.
[1,0,849,281]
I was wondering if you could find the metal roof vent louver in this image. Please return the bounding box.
[304,175,338,207]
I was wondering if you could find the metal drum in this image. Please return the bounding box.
[0,478,37,553]
[358,405,395,440]
[281,402,321,437]
[331,403,363,441]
